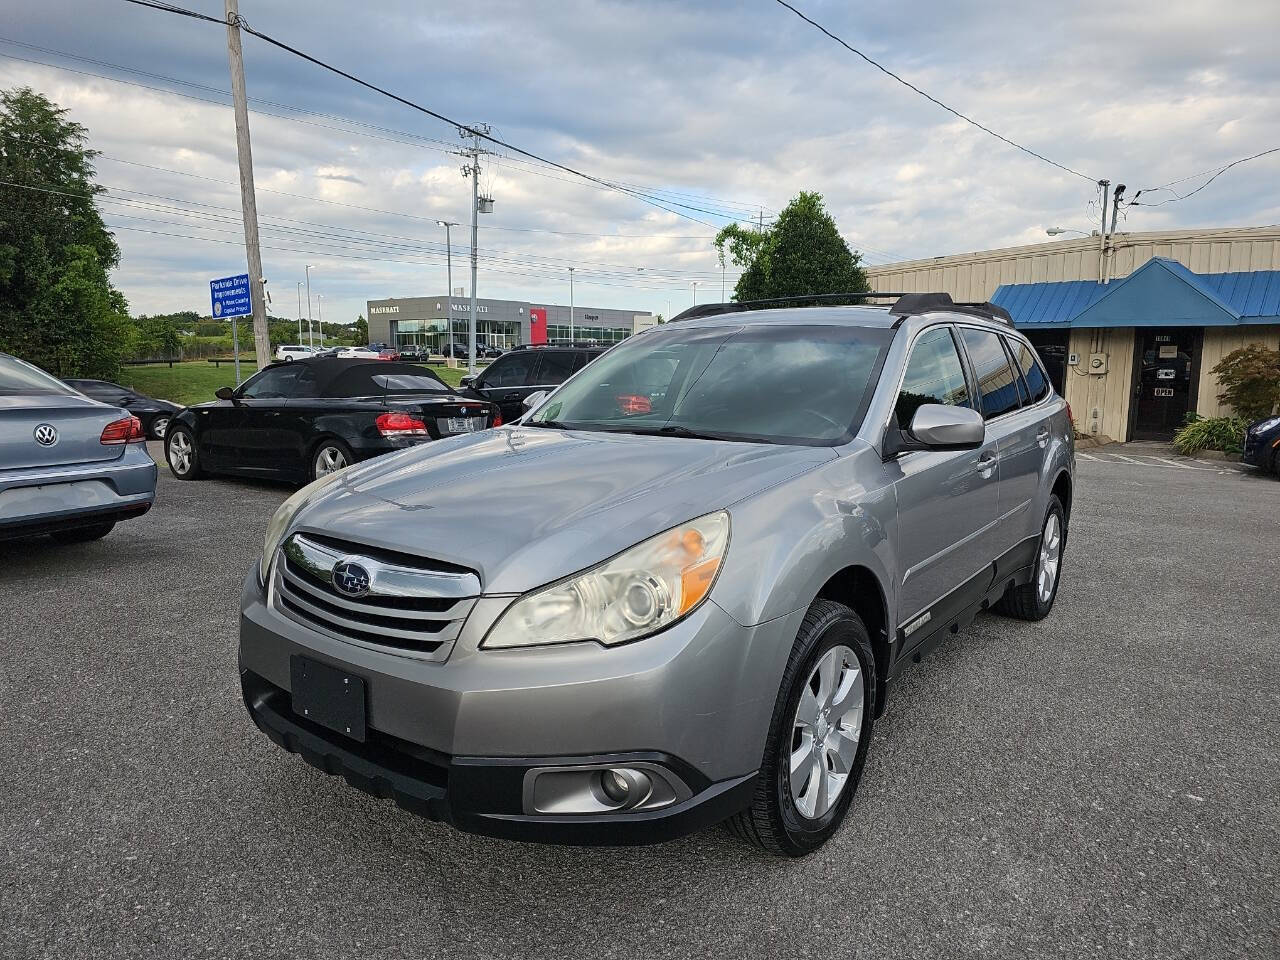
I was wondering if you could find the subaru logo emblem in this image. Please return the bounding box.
[33,423,58,446]
[331,560,371,598]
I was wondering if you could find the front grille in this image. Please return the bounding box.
[272,533,480,659]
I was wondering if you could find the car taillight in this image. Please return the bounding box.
[376,412,428,436]
[492,409,503,427]
[617,394,652,415]
[100,415,145,444]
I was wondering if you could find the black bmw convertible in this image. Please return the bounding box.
[164,358,498,484]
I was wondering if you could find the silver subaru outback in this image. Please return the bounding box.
[239,294,1074,856]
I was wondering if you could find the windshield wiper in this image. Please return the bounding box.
[525,419,569,429]
[601,424,745,442]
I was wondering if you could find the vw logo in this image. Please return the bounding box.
[33,423,58,447]
[331,560,371,598]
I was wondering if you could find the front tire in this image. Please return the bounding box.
[728,599,876,857]
[993,495,1066,621]
[49,521,115,544]
[311,439,354,481]
[149,415,171,440]
[166,426,204,480]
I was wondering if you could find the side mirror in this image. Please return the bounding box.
[215,386,236,401]
[521,389,548,414]
[885,403,984,457]
[459,375,475,389]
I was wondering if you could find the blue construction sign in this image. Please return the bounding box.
[210,273,252,318]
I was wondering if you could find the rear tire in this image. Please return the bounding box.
[993,495,1066,621]
[727,599,876,857]
[311,439,354,482]
[50,521,115,544]
[149,415,171,440]
[166,426,204,480]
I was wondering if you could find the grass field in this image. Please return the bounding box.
[118,359,471,405]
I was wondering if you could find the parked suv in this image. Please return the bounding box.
[238,294,1074,856]
[459,344,608,422]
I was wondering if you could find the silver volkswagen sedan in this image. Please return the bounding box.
[0,353,157,543]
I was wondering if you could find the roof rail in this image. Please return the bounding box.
[888,293,1013,326]
[670,291,1014,326]
[670,291,909,323]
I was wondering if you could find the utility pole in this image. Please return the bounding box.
[296,281,303,346]
[223,0,270,370]
[568,266,575,343]
[317,295,324,348]
[1096,179,1110,283]
[305,264,314,350]
[458,124,492,375]
[1104,183,1126,285]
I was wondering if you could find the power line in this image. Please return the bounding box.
[120,0,768,228]
[1130,146,1280,207]
[0,43,765,223]
[771,0,1096,182]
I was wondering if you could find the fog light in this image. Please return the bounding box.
[598,767,651,808]
[524,763,689,815]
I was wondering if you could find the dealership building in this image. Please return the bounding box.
[867,225,1280,442]
[366,295,655,354]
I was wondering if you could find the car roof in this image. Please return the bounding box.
[669,304,899,330]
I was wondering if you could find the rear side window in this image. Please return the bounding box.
[959,328,1021,419]
[535,350,577,385]
[894,327,971,426]
[1011,340,1050,403]
[371,373,449,394]
[482,352,537,388]
[239,366,298,399]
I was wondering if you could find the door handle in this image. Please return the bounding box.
[977,453,998,478]
[1036,427,1050,448]
[503,392,520,401]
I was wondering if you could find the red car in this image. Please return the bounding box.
[377,348,400,361]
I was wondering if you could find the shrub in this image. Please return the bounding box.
[1172,412,1248,455]
[1211,344,1280,420]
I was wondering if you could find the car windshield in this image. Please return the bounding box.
[0,354,73,396]
[526,322,892,445]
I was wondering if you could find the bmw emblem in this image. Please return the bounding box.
[33,423,58,446]
[331,560,371,598]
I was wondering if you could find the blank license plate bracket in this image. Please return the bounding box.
[290,655,367,742]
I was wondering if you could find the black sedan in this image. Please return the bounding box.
[1243,414,1280,475]
[64,378,182,440]
[163,358,498,485]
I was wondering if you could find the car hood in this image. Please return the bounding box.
[293,426,835,594]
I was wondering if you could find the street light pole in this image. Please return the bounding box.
[437,220,458,350]
[317,295,324,349]
[296,281,303,345]
[304,264,314,351]
[691,280,700,305]
[568,266,575,343]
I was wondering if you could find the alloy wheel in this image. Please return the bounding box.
[169,432,192,474]
[788,644,864,820]
[314,445,348,477]
[152,416,170,440]
[1037,512,1062,604]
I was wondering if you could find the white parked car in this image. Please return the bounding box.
[274,345,316,362]
[334,347,381,359]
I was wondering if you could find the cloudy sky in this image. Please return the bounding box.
[3,0,1278,325]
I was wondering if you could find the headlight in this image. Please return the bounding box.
[483,511,730,649]
[259,468,349,583]
[1251,416,1280,435]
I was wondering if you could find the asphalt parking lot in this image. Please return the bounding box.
[2,444,1277,959]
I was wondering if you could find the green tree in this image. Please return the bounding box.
[1211,344,1280,419]
[352,314,368,345]
[714,191,868,304]
[0,87,131,378]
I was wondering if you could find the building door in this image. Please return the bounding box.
[1130,328,1200,441]
[1022,330,1069,396]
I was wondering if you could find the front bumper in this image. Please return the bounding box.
[1242,428,1279,468]
[0,444,157,539]
[238,566,803,845]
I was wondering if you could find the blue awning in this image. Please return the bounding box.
[991,258,1280,329]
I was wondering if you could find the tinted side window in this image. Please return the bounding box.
[535,350,576,385]
[483,353,537,388]
[1013,341,1050,403]
[292,367,319,398]
[959,328,1021,419]
[239,366,298,399]
[1003,338,1030,406]
[894,327,971,426]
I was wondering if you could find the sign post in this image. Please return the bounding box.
[210,273,253,385]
